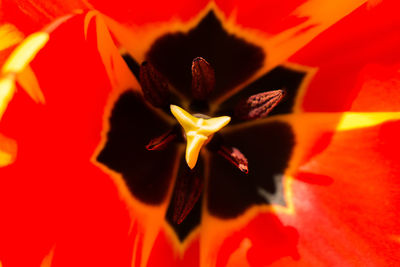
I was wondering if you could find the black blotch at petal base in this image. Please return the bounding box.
[216,66,307,122]
[146,11,265,102]
[207,121,295,218]
[97,91,179,204]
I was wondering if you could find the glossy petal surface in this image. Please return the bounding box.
[1,1,400,267]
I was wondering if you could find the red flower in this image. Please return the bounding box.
[1,1,400,266]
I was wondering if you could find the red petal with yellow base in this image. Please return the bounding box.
[0,15,132,266]
[1,1,400,266]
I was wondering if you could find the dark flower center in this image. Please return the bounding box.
[138,57,285,225]
[97,10,308,241]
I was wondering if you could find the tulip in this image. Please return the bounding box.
[1,1,400,266]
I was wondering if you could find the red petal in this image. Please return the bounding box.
[88,0,208,25]
[0,0,86,34]
[1,15,111,158]
[3,2,400,266]
[285,120,400,265]
[217,213,299,267]
[222,120,400,266]
[0,14,133,266]
[0,24,24,66]
[215,0,308,34]
[349,63,400,111]
[292,1,400,111]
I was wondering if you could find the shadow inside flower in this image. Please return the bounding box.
[97,9,338,242]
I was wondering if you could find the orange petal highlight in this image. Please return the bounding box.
[0,133,17,167]
[0,23,24,51]
[16,66,45,104]
[84,11,140,91]
[0,74,15,120]
[40,245,55,267]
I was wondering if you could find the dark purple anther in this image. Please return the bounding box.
[146,127,178,151]
[191,57,215,100]
[139,61,171,108]
[218,146,249,174]
[235,89,285,120]
[172,168,203,224]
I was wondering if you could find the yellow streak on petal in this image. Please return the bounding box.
[199,111,400,267]
[0,32,47,119]
[0,150,13,167]
[337,112,400,131]
[0,75,15,120]
[170,105,230,169]
[0,14,77,114]
[2,32,49,74]
[0,133,17,167]
[216,0,368,103]
[226,111,400,174]
[40,245,55,267]
[0,24,24,51]
[278,112,400,175]
[16,66,45,104]
[266,0,367,69]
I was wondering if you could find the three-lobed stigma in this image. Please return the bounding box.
[170,104,231,169]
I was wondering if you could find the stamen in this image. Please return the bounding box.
[139,61,170,108]
[235,89,284,120]
[146,127,179,151]
[172,167,203,224]
[191,57,215,100]
[170,105,231,169]
[218,146,249,174]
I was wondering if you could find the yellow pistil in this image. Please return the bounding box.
[170,105,231,169]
